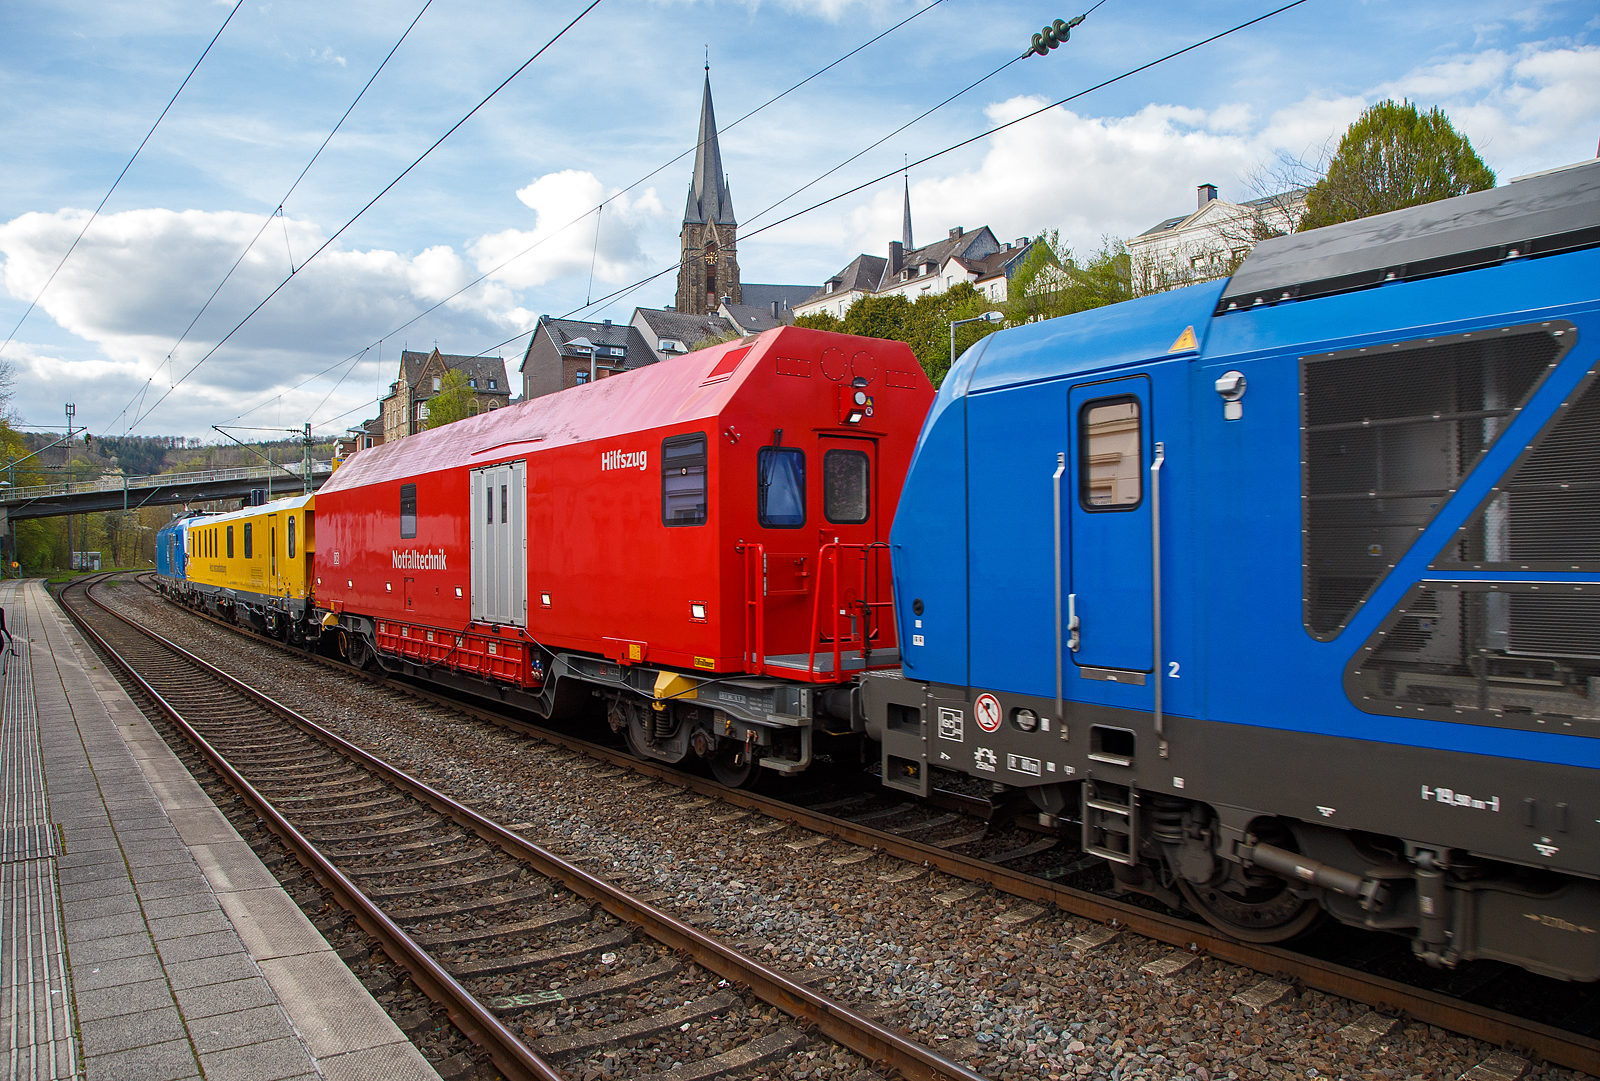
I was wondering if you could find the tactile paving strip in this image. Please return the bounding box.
[0,591,78,1080]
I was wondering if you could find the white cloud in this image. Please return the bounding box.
[1380,44,1600,171]
[469,170,667,289]
[811,39,1596,266]
[0,205,522,435]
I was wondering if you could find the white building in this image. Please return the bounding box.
[793,179,1034,320]
[1127,183,1305,290]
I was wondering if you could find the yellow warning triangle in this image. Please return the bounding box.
[1167,325,1199,354]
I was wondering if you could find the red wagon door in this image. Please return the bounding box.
[811,435,894,678]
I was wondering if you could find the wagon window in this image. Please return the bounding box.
[288,516,296,558]
[226,525,234,559]
[1079,397,1142,510]
[400,483,417,538]
[757,447,805,528]
[244,523,253,559]
[662,434,708,526]
[823,449,869,524]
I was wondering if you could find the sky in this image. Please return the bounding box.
[1,0,1596,444]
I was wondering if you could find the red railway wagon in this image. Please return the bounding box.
[314,326,934,783]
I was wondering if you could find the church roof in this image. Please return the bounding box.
[739,283,814,312]
[683,74,736,227]
[721,302,787,333]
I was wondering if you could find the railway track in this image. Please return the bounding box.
[59,573,983,1081]
[116,573,1600,1075]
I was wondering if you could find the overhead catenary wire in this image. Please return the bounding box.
[215,0,952,430]
[119,0,607,437]
[0,0,245,361]
[97,0,436,439]
[499,0,1311,347]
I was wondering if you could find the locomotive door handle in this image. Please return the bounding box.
[1067,593,1080,652]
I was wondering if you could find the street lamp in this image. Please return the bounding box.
[950,311,1004,369]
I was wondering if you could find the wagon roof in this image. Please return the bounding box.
[320,327,919,491]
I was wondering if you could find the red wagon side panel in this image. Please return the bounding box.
[314,326,934,683]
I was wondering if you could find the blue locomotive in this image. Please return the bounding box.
[862,160,1600,981]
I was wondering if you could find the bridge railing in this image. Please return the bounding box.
[0,461,334,504]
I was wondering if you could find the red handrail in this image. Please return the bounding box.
[806,541,895,684]
[739,542,767,675]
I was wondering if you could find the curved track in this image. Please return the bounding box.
[60,574,983,1081]
[126,573,1600,1075]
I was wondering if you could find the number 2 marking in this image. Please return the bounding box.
[1167,661,1180,678]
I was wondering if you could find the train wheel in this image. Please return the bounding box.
[709,742,758,789]
[1176,876,1324,943]
[623,714,652,760]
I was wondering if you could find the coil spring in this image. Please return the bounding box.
[1149,794,1189,845]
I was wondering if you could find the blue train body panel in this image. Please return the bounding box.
[868,161,1600,978]
[892,244,1600,770]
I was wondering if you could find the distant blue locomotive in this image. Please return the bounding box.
[154,513,201,584]
[863,161,1600,981]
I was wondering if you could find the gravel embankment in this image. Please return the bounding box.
[103,581,1585,1081]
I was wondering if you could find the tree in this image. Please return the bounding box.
[423,370,474,429]
[1008,233,1137,318]
[690,330,743,351]
[797,282,1000,387]
[1299,100,1494,231]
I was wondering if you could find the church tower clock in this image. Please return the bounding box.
[675,71,740,316]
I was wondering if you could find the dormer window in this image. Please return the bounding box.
[489,378,497,389]
[827,281,836,293]
[468,378,477,388]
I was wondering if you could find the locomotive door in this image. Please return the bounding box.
[1067,376,1154,677]
[471,459,527,627]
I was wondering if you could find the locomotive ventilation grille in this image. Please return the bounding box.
[1347,583,1600,733]
[1301,322,1574,638]
[1434,353,1600,571]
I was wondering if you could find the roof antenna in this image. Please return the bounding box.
[704,46,709,73]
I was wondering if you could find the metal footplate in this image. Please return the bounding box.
[1082,779,1138,865]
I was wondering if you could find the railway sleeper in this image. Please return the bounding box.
[364,865,523,899]
[340,849,496,876]
[452,928,633,978]
[535,989,740,1057]
[630,1025,807,1081]
[413,905,594,947]
[486,959,681,1014]
[390,883,552,920]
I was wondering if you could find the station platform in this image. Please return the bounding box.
[0,578,441,1081]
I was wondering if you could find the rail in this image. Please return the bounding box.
[1,461,334,504]
[137,572,1600,1075]
[75,574,986,1081]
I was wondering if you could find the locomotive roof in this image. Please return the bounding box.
[320,327,915,491]
[1218,159,1600,312]
[189,493,314,526]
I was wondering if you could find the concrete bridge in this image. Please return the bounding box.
[0,461,336,522]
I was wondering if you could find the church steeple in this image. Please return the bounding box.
[676,70,740,316]
[684,73,736,227]
[902,172,914,251]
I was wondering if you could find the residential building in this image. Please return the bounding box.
[379,349,512,442]
[630,308,739,361]
[793,178,1034,319]
[1126,183,1306,291]
[520,316,655,401]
